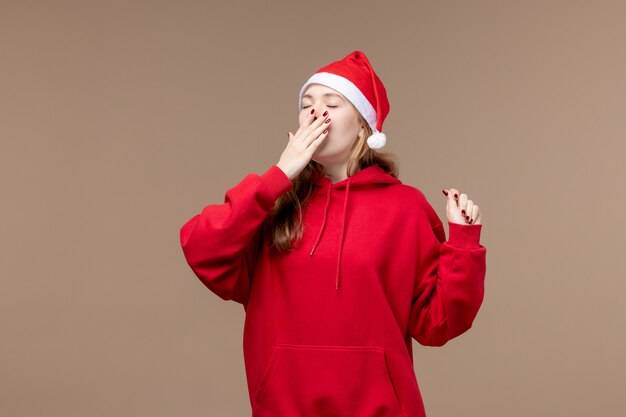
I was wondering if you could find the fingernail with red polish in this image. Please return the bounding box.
[442,189,448,196]
[454,193,458,199]
[461,210,465,215]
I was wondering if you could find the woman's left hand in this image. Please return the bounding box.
[442,188,482,225]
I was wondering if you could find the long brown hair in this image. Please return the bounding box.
[263,108,399,253]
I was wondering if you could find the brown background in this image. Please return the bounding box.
[2,1,624,416]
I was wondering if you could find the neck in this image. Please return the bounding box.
[319,161,358,184]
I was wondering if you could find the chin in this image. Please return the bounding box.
[312,151,341,166]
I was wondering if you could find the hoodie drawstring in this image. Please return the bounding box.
[309,179,351,291]
[309,184,332,257]
[335,180,350,290]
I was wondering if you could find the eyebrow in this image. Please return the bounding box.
[302,93,345,100]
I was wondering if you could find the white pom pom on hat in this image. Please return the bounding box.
[298,50,390,150]
[366,130,386,149]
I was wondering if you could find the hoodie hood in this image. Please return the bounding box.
[308,164,402,290]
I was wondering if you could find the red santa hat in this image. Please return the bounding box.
[298,50,390,150]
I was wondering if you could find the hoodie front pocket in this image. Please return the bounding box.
[253,344,404,417]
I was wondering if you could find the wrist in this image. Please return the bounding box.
[276,163,295,181]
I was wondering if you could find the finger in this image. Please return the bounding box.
[303,116,331,148]
[473,207,481,224]
[447,188,460,206]
[446,188,458,213]
[308,128,330,153]
[448,188,460,213]
[302,111,330,135]
[295,108,319,137]
[296,113,328,142]
[458,193,468,218]
[459,192,468,209]
[471,205,479,224]
[465,199,474,223]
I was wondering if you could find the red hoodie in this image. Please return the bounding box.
[179,163,486,417]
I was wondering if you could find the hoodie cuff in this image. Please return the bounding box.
[259,165,294,201]
[447,221,482,249]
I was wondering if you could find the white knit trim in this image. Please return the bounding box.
[298,72,377,132]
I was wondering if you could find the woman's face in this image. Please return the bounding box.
[299,83,364,165]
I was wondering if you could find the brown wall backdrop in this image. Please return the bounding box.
[2,1,624,416]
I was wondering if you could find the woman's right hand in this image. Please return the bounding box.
[276,109,331,180]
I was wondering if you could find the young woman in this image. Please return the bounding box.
[179,50,487,417]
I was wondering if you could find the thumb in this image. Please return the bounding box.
[442,188,454,214]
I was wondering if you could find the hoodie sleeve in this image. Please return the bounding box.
[179,165,294,306]
[408,193,487,347]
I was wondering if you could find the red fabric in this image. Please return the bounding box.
[179,164,487,417]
